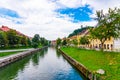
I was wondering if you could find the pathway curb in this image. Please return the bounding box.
[0,47,47,68]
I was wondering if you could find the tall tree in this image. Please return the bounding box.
[27,38,32,46]
[80,36,90,45]
[56,38,61,47]
[0,31,8,48]
[91,8,120,50]
[62,39,67,46]
[21,36,28,46]
[6,30,19,47]
[32,34,40,48]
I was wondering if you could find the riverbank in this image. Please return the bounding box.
[61,46,120,80]
[0,47,47,68]
[0,51,24,57]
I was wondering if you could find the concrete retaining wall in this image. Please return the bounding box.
[0,47,47,68]
[59,49,101,80]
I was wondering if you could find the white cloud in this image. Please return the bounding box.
[0,0,119,40]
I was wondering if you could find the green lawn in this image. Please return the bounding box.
[0,51,24,57]
[0,46,32,50]
[61,46,120,80]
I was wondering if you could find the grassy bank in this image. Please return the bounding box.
[0,51,24,57]
[61,47,120,80]
[0,46,32,50]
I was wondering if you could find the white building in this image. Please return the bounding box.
[113,39,120,51]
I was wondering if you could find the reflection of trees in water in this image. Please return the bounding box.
[56,49,62,58]
[0,55,31,80]
[31,47,48,66]
[43,47,48,54]
[0,48,48,80]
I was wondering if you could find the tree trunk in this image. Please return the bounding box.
[101,42,104,51]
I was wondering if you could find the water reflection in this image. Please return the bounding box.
[0,47,86,80]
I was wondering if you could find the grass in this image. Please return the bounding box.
[61,46,120,80]
[0,51,24,57]
[0,46,32,50]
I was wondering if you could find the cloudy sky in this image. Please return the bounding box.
[0,0,120,40]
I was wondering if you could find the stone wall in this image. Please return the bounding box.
[59,49,101,80]
[0,47,47,68]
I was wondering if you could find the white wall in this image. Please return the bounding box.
[114,39,120,50]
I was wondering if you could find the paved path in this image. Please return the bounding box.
[0,48,34,61]
[0,48,34,53]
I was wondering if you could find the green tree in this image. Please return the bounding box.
[56,38,61,47]
[21,36,28,46]
[91,8,120,50]
[6,30,19,47]
[32,34,40,48]
[0,31,8,48]
[80,36,90,45]
[27,38,32,47]
[62,39,67,46]
[72,39,78,46]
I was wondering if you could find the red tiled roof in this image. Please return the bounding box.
[0,25,10,32]
[0,25,30,38]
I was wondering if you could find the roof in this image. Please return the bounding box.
[0,25,30,38]
[0,25,10,32]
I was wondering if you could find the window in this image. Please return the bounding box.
[99,44,101,48]
[111,44,113,50]
[104,44,106,49]
[107,44,109,49]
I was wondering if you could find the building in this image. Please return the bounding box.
[0,25,30,38]
[51,40,56,46]
[69,28,120,51]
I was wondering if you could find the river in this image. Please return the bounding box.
[0,47,87,80]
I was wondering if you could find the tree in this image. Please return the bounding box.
[62,39,67,46]
[80,36,90,45]
[91,8,120,50]
[27,38,32,46]
[6,30,19,47]
[56,38,61,47]
[32,34,40,48]
[72,39,78,46]
[21,36,28,46]
[0,31,8,48]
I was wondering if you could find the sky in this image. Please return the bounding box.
[0,0,120,40]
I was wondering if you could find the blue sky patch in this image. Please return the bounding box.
[0,8,20,18]
[56,5,93,22]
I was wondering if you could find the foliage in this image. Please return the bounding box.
[68,27,90,38]
[32,34,40,48]
[40,37,48,46]
[90,8,120,50]
[6,30,19,47]
[62,39,67,46]
[56,38,61,47]
[72,39,78,45]
[32,34,49,48]
[0,31,8,47]
[21,36,28,46]
[80,36,90,45]
[27,38,32,46]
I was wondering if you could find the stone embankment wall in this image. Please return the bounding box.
[59,49,101,80]
[0,47,46,68]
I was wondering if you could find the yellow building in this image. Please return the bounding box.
[88,38,114,50]
[68,28,120,51]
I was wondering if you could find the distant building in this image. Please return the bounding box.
[51,40,56,46]
[69,28,120,51]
